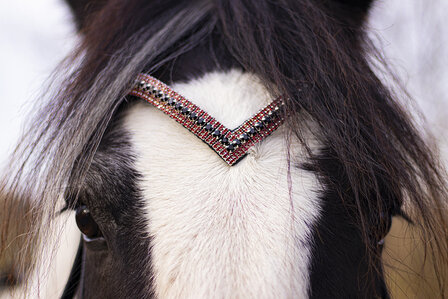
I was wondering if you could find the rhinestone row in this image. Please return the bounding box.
[137,80,284,152]
[130,74,286,165]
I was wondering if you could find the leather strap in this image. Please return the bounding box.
[60,238,83,299]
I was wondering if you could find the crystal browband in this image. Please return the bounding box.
[129,73,285,166]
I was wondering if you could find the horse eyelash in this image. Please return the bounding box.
[395,209,414,225]
[57,198,82,215]
[57,204,71,216]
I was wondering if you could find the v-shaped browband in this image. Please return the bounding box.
[129,73,285,166]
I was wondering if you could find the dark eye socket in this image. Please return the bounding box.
[75,205,102,239]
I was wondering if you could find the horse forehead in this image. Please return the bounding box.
[170,69,271,128]
[123,70,322,297]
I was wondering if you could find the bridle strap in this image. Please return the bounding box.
[60,238,83,299]
[129,73,286,166]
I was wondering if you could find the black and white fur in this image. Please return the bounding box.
[2,0,447,298]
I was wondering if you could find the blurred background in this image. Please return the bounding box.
[0,0,74,163]
[0,0,447,298]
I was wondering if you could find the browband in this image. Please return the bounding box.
[129,73,285,166]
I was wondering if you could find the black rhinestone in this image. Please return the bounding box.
[212,130,221,138]
[189,112,198,120]
[175,102,183,110]
[262,116,271,123]
[221,136,230,145]
[138,81,145,88]
[167,98,176,106]
[143,84,151,91]
[255,122,264,130]
[247,127,256,136]
[240,133,249,141]
[150,87,158,95]
[227,144,235,152]
[181,107,190,115]
[161,96,170,102]
[204,124,214,132]
[197,118,206,126]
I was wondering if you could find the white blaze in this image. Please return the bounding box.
[124,70,321,298]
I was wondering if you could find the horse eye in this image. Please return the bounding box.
[75,205,101,239]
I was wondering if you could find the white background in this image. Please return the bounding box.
[0,0,74,163]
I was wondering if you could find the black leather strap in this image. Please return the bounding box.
[60,238,83,299]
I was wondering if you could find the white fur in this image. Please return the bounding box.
[124,70,322,298]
